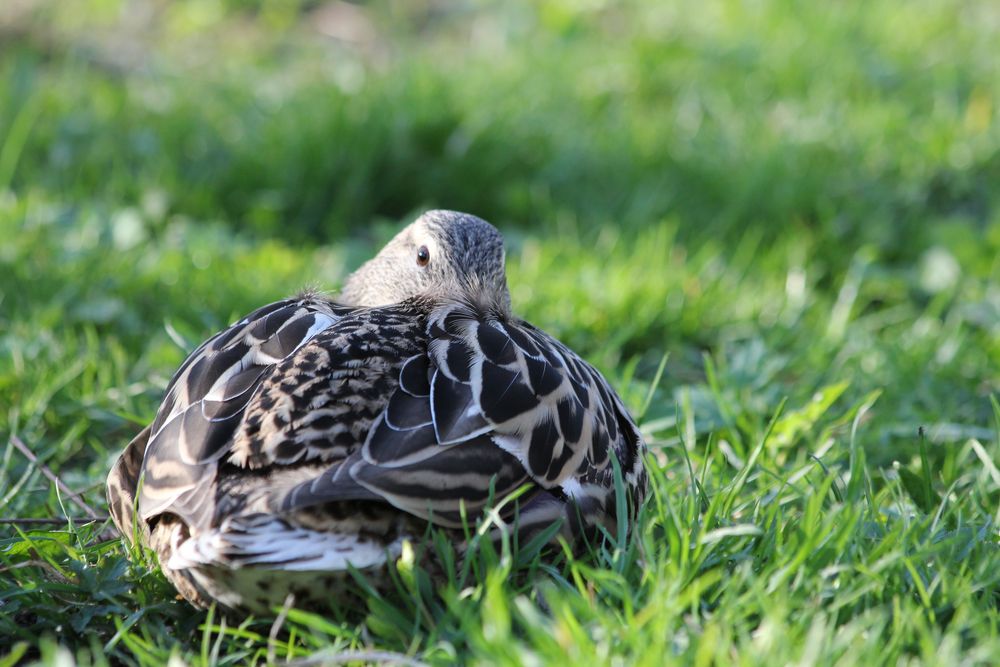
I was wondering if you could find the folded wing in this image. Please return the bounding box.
[280,300,638,528]
[134,297,641,537]
[137,296,347,530]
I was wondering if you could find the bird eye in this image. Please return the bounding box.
[416,245,430,267]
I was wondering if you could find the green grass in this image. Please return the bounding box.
[2,0,1000,664]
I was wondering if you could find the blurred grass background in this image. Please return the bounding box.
[2,0,1000,665]
[4,0,999,252]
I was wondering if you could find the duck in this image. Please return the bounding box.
[106,210,648,613]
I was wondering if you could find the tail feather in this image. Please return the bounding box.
[169,514,406,572]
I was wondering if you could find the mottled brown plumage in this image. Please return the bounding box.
[107,210,647,613]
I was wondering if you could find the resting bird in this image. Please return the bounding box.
[107,210,647,613]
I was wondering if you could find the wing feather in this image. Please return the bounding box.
[331,300,641,528]
[421,303,623,488]
[127,294,643,545]
[137,296,345,528]
[429,369,491,444]
[228,307,425,470]
[349,435,530,526]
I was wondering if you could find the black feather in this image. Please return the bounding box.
[280,457,382,511]
[385,390,433,430]
[556,396,584,443]
[178,405,240,463]
[525,353,563,397]
[248,306,293,341]
[431,371,490,443]
[185,343,250,403]
[477,322,517,365]
[352,436,528,515]
[506,323,541,357]
[398,354,431,397]
[570,375,590,409]
[545,438,577,483]
[259,313,317,359]
[604,405,619,442]
[364,415,439,467]
[443,339,474,382]
[200,367,268,421]
[528,421,557,478]
[590,427,607,466]
[538,338,565,368]
[479,362,538,424]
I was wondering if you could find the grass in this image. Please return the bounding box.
[2,0,1000,664]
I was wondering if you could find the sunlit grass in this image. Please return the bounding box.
[2,0,1000,665]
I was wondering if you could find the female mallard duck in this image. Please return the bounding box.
[107,210,647,612]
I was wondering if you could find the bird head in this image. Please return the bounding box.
[339,210,511,314]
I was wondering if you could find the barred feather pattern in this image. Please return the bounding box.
[108,292,647,612]
[134,296,350,530]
